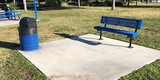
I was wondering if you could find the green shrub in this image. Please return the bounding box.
[68,1,89,6]
[81,2,89,6]
[89,2,107,6]
[46,0,63,6]
[0,3,18,10]
[87,0,97,3]
[0,0,5,3]
[7,3,18,9]
[0,3,3,8]
[0,0,12,3]
[105,1,123,6]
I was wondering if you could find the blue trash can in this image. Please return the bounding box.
[18,17,39,51]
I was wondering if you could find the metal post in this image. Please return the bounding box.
[99,30,103,40]
[34,0,39,21]
[129,36,133,48]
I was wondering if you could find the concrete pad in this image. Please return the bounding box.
[0,19,19,26]
[18,34,160,80]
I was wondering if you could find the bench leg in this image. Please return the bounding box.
[12,15,16,20]
[128,36,133,48]
[99,30,103,40]
[18,16,20,20]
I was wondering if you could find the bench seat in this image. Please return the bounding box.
[3,14,21,20]
[0,11,21,20]
[12,14,21,16]
[0,16,5,19]
[94,26,138,37]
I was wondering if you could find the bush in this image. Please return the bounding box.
[0,3,18,10]
[89,2,107,6]
[68,0,124,6]
[105,1,123,6]
[0,0,13,3]
[81,2,88,6]
[0,3,4,9]
[0,0,5,3]
[68,1,88,6]
[46,0,63,6]
[68,1,77,6]
[87,0,96,3]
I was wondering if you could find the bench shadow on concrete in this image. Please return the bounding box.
[55,33,127,48]
[0,41,19,50]
[55,33,101,45]
[81,37,128,48]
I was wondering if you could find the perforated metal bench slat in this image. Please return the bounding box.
[101,16,144,29]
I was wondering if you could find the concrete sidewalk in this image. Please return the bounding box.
[0,19,19,26]
[18,34,160,80]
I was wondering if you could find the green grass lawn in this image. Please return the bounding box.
[0,3,160,80]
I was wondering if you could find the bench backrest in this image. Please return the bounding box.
[0,11,12,16]
[101,16,144,30]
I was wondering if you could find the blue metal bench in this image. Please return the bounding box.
[0,10,21,20]
[94,16,144,48]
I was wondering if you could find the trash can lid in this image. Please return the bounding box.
[19,17,37,28]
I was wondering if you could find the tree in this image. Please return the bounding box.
[111,0,115,10]
[46,0,63,6]
[78,0,80,7]
[136,0,138,6]
[13,0,16,4]
[146,0,149,3]
[23,0,27,11]
[127,0,130,6]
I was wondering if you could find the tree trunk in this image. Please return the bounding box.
[111,0,115,10]
[78,0,80,7]
[122,0,124,3]
[38,0,41,9]
[136,0,138,6]
[13,0,16,4]
[23,0,27,11]
[146,0,148,3]
[127,0,130,6]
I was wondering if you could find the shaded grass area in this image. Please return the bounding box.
[0,4,160,79]
[122,3,160,8]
